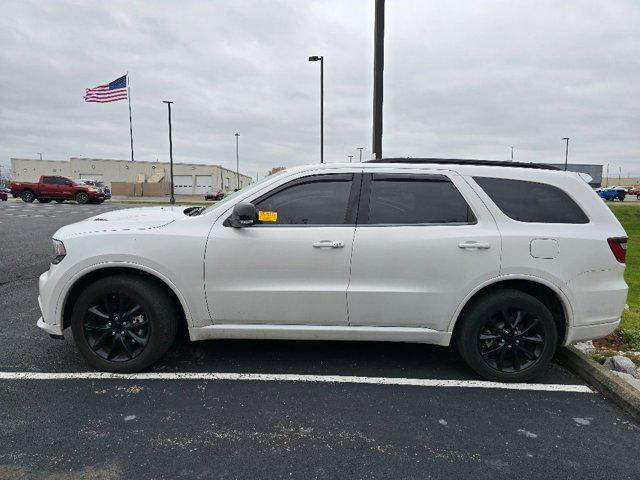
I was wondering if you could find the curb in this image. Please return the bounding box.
[557,346,640,423]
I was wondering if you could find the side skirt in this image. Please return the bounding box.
[188,324,452,346]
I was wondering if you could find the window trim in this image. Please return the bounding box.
[240,173,362,227]
[357,172,478,226]
[472,176,591,225]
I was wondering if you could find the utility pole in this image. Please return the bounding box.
[605,164,609,187]
[308,55,324,163]
[235,132,240,190]
[563,137,570,171]
[510,146,514,162]
[619,166,622,185]
[357,147,364,162]
[162,101,175,205]
[372,0,385,159]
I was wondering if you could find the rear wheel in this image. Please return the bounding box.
[456,289,558,382]
[75,191,89,204]
[20,190,35,203]
[71,275,178,372]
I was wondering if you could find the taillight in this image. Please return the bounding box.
[607,237,627,263]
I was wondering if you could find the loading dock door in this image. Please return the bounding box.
[173,175,193,194]
[195,175,212,194]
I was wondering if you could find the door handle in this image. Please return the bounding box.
[313,240,344,248]
[458,241,491,250]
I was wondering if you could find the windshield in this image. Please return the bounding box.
[201,171,287,214]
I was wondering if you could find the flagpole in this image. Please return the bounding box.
[127,72,134,162]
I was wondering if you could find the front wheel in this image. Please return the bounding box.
[456,289,558,382]
[75,191,89,204]
[71,275,178,372]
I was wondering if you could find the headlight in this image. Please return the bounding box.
[52,239,66,264]
[87,187,96,192]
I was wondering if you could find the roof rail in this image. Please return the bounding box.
[366,157,561,171]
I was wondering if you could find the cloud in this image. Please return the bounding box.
[1,0,638,178]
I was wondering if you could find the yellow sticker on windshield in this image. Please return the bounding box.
[258,211,278,222]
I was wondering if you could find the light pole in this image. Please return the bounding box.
[510,146,514,162]
[308,55,324,163]
[563,137,570,171]
[619,166,622,185]
[357,147,364,162]
[605,163,609,187]
[348,155,354,163]
[372,0,385,159]
[162,101,175,205]
[235,132,240,190]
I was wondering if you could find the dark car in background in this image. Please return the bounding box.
[0,190,7,201]
[205,188,224,201]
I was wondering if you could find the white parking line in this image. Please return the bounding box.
[0,371,594,392]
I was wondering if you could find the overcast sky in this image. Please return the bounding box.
[1,0,638,178]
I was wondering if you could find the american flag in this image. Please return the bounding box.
[84,75,128,103]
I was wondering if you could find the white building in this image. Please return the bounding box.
[10,157,253,194]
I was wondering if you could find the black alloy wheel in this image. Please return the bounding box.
[477,307,545,373]
[71,274,178,372]
[82,291,150,362]
[456,289,557,382]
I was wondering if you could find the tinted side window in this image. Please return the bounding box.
[474,177,589,224]
[55,178,69,185]
[366,174,475,224]
[42,177,56,184]
[254,174,353,225]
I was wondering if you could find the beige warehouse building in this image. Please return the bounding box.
[10,157,253,195]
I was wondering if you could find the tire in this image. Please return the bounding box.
[55,199,65,203]
[70,274,178,373]
[20,190,35,203]
[456,289,558,382]
[37,198,52,203]
[75,191,89,204]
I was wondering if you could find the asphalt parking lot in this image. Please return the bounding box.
[1,199,639,479]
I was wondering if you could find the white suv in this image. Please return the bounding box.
[37,159,628,381]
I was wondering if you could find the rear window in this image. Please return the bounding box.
[473,177,589,224]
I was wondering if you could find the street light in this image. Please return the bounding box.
[308,55,324,163]
[357,147,364,162]
[510,146,514,162]
[563,137,570,171]
[348,155,354,163]
[235,132,240,190]
[162,101,175,205]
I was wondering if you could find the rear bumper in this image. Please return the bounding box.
[564,319,620,345]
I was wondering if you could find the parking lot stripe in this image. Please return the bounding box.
[0,371,594,392]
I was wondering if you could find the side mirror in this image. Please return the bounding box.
[226,202,256,228]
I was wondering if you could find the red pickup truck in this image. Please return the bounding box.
[10,175,106,204]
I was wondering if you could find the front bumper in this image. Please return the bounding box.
[37,315,63,336]
[36,270,64,336]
